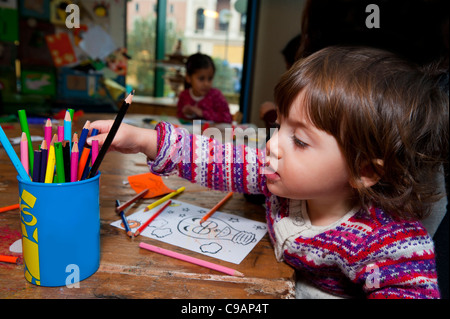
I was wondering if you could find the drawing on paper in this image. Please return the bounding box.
[111,199,267,264]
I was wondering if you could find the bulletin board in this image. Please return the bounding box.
[0,0,127,109]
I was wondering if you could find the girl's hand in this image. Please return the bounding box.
[183,105,203,118]
[86,120,158,159]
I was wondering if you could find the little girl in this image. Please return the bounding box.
[88,46,448,299]
[176,53,232,123]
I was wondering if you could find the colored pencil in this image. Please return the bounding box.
[62,140,70,180]
[68,108,74,120]
[0,125,31,181]
[77,146,91,181]
[87,91,135,179]
[78,120,90,151]
[143,186,185,212]
[72,132,78,144]
[44,135,57,183]
[18,110,33,176]
[64,110,72,145]
[139,242,244,277]
[44,118,52,148]
[134,200,171,238]
[91,139,99,165]
[54,142,65,183]
[116,200,133,238]
[20,132,29,175]
[115,188,149,213]
[0,203,20,213]
[39,140,48,183]
[57,126,64,142]
[200,192,233,224]
[70,142,79,182]
[0,255,18,264]
[32,150,42,182]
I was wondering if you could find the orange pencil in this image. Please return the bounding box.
[0,255,18,264]
[134,200,171,238]
[0,203,20,213]
[77,146,91,181]
[200,192,233,224]
[115,188,149,212]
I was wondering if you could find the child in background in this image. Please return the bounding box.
[176,53,232,123]
[88,46,448,298]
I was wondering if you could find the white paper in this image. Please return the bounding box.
[111,199,267,264]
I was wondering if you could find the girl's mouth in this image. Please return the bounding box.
[263,161,280,181]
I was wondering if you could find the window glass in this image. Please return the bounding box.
[126,0,246,112]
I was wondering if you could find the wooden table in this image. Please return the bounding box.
[0,113,295,299]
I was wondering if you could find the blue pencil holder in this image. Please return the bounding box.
[17,173,101,287]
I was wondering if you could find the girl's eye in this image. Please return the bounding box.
[292,135,308,148]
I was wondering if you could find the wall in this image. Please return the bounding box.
[249,0,306,127]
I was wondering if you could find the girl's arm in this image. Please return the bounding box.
[149,121,267,195]
[87,120,268,195]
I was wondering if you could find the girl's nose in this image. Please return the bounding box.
[266,132,282,159]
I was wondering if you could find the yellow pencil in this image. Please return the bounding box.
[44,134,57,183]
[143,187,185,212]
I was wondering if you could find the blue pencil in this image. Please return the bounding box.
[40,148,48,183]
[77,121,90,155]
[64,110,72,146]
[116,200,133,238]
[0,125,31,181]
[32,150,42,182]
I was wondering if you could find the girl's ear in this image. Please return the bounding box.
[351,159,384,188]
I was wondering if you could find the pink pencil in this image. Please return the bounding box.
[20,132,29,175]
[44,118,52,147]
[91,139,99,165]
[57,126,64,142]
[70,142,79,182]
[139,242,244,277]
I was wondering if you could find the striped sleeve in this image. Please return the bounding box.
[148,121,268,194]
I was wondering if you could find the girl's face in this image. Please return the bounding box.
[186,66,214,97]
[265,91,354,207]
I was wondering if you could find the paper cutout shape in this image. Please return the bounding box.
[45,33,77,67]
[127,172,174,199]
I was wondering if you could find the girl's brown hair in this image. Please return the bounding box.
[275,46,448,220]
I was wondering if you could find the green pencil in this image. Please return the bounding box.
[18,110,34,176]
[54,142,65,183]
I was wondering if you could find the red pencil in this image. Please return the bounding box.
[134,200,172,238]
[0,203,20,214]
[115,188,149,212]
[0,255,18,264]
[77,146,91,181]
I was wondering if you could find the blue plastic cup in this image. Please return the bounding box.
[17,173,101,287]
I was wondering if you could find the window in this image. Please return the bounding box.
[126,0,248,113]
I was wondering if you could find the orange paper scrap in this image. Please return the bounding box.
[127,173,174,199]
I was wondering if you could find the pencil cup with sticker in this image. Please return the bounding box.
[17,173,101,287]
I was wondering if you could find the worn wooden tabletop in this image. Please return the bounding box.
[0,112,295,299]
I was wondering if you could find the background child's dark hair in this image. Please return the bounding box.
[275,46,449,220]
[184,53,216,89]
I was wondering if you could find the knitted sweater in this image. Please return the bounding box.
[176,88,232,123]
[148,122,440,299]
